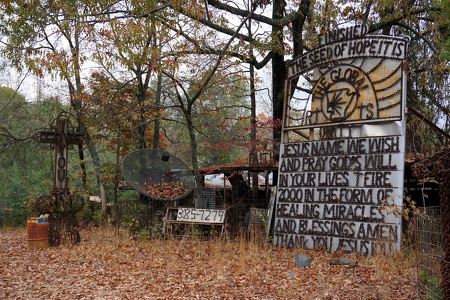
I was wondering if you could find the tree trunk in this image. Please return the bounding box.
[250,60,259,201]
[271,0,286,185]
[248,9,259,202]
[153,64,163,150]
[113,128,121,225]
[186,112,204,208]
[137,75,147,150]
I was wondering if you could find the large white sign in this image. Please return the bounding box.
[275,25,408,254]
[275,136,403,255]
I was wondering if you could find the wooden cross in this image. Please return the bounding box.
[37,113,83,195]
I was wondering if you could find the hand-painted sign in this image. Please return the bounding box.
[176,208,226,224]
[276,24,409,254]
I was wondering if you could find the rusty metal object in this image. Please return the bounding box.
[34,113,85,246]
[35,194,84,214]
[34,194,84,246]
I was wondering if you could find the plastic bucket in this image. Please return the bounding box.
[27,219,49,248]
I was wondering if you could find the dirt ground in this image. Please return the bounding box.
[0,227,420,299]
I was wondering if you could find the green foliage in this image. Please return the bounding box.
[122,215,141,236]
[0,86,27,137]
[0,85,75,226]
[440,0,450,60]
[186,74,251,166]
[77,204,96,227]
[0,152,53,226]
[419,271,442,300]
[0,197,31,227]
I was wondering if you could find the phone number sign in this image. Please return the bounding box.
[176,208,226,224]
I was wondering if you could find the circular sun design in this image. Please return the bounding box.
[307,58,403,125]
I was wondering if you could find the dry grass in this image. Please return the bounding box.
[0,227,420,299]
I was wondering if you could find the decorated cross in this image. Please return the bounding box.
[36,113,83,195]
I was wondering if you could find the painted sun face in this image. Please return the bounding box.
[311,65,376,124]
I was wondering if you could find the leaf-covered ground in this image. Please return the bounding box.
[0,228,419,299]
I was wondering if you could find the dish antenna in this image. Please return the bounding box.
[121,149,195,201]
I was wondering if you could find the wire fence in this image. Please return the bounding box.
[413,206,443,300]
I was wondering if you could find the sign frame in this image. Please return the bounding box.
[274,24,409,255]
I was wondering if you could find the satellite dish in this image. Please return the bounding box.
[121,149,195,201]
